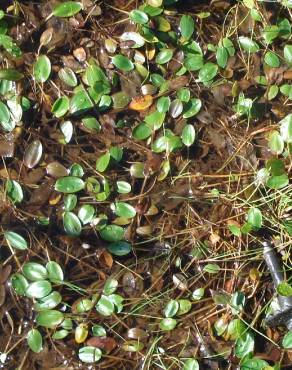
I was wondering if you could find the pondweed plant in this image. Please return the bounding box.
[0,0,292,368]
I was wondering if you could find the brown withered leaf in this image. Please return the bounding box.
[86,336,117,353]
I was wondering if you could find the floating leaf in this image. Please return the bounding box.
[11,273,29,296]
[116,181,131,194]
[277,282,292,296]
[5,231,28,250]
[112,55,134,72]
[180,15,195,40]
[52,96,69,118]
[46,261,64,283]
[63,211,82,236]
[34,291,62,311]
[96,152,111,172]
[282,331,292,349]
[23,262,47,281]
[78,346,102,363]
[264,51,280,68]
[96,295,115,316]
[183,359,199,370]
[100,225,124,242]
[284,44,292,65]
[114,202,136,218]
[78,204,95,225]
[155,49,173,64]
[238,37,259,53]
[55,176,85,193]
[58,67,77,87]
[129,9,149,24]
[107,241,132,256]
[182,124,196,146]
[52,2,83,17]
[183,98,202,118]
[198,63,218,82]
[33,55,51,83]
[203,263,220,274]
[247,207,262,229]
[6,180,23,203]
[159,318,177,331]
[70,89,93,114]
[0,69,23,81]
[27,329,43,353]
[164,300,179,318]
[26,280,52,299]
[36,310,64,328]
[177,299,192,315]
[92,325,107,337]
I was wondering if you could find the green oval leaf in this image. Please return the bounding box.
[114,202,136,218]
[282,331,292,349]
[34,291,62,311]
[107,241,132,256]
[23,262,47,281]
[277,282,292,297]
[247,207,262,229]
[183,98,202,118]
[198,63,218,82]
[203,263,220,274]
[284,44,292,65]
[33,55,51,83]
[52,96,69,118]
[129,9,149,24]
[112,55,134,72]
[163,300,179,318]
[0,68,23,81]
[78,204,95,224]
[27,329,43,353]
[26,280,52,299]
[52,1,83,17]
[159,318,177,331]
[238,37,260,53]
[36,310,64,328]
[180,15,195,40]
[63,211,82,236]
[4,231,28,250]
[155,49,173,64]
[264,51,280,67]
[182,124,196,146]
[58,67,77,87]
[96,295,115,316]
[11,273,29,296]
[78,346,102,363]
[96,152,111,172]
[183,358,199,370]
[55,176,85,193]
[46,261,64,283]
[100,225,125,242]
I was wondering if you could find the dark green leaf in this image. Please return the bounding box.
[198,63,218,82]
[52,96,69,118]
[11,273,29,296]
[96,152,111,172]
[277,282,292,296]
[183,98,202,118]
[107,241,132,256]
[182,124,196,146]
[0,68,23,81]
